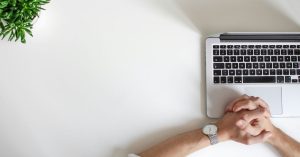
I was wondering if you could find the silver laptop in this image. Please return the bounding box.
[206,32,300,118]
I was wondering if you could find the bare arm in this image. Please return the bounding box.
[267,127,300,157]
[138,129,212,157]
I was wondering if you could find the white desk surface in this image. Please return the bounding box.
[1,0,300,157]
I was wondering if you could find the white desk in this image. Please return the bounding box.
[1,0,300,157]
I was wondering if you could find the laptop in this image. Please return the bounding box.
[206,32,300,118]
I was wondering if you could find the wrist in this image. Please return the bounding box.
[266,126,280,145]
[216,123,230,142]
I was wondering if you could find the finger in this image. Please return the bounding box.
[245,131,272,145]
[240,108,265,123]
[225,94,249,112]
[233,98,271,117]
[242,123,263,136]
[233,99,257,112]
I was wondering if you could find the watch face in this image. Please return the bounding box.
[202,124,217,135]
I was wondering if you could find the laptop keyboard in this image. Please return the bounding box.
[213,44,300,84]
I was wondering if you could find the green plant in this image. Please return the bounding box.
[0,0,50,43]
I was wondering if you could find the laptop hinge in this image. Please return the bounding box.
[220,33,300,42]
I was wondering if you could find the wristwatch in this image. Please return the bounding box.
[202,124,218,145]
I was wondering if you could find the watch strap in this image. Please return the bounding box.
[208,134,218,145]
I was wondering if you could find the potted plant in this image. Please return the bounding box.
[0,0,50,43]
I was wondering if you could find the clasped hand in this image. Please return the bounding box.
[217,95,275,145]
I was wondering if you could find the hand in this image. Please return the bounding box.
[217,107,272,144]
[222,95,275,144]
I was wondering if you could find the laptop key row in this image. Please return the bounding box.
[214,76,300,83]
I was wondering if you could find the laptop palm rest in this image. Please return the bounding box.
[245,87,283,115]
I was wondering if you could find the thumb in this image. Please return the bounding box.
[246,131,272,145]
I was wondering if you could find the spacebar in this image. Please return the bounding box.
[243,76,276,83]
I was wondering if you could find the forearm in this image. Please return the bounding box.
[267,127,300,157]
[138,129,210,157]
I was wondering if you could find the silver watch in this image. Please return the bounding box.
[202,124,218,145]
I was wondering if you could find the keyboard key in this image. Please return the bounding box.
[280,63,285,68]
[214,70,221,75]
[290,69,296,75]
[258,56,264,62]
[220,50,226,55]
[297,69,300,75]
[281,49,287,55]
[288,49,293,55]
[298,45,300,48]
[234,77,242,83]
[278,56,284,62]
[285,76,291,83]
[293,63,299,68]
[270,69,276,75]
[243,70,249,75]
[256,69,262,75]
[232,63,238,69]
[230,56,237,62]
[237,56,243,62]
[283,69,289,75]
[261,49,267,55]
[236,70,242,75]
[214,63,224,69]
[241,45,247,48]
[255,45,261,48]
[213,50,219,55]
[260,63,265,68]
[220,45,226,48]
[286,63,292,68]
[274,49,280,55]
[243,76,275,83]
[226,63,231,69]
[248,45,254,48]
[241,49,246,55]
[213,45,219,49]
[251,56,257,62]
[292,79,298,83]
[262,45,268,48]
[268,49,273,55]
[254,49,260,55]
[244,56,250,62]
[264,56,270,62]
[277,76,284,83]
[239,63,245,69]
[283,45,289,48]
[221,77,226,83]
[229,70,235,75]
[246,63,252,68]
[250,70,255,75]
[227,45,233,48]
[270,45,275,48]
[247,49,253,55]
[285,56,290,62]
[273,63,279,68]
[263,69,269,75]
[213,56,223,62]
[277,69,282,75]
[234,49,240,55]
[271,56,277,62]
[234,45,240,48]
[222,70,228,75]
[228,77,233,83]
[227,49,233,55]
[266,63,272,68]
[224,56,230,62]
[298,56,300,61]
[290,45,296,48]
[291,56,297,61]
[253,63,259,68]
[214,77,220,83]
[276,45,282,48]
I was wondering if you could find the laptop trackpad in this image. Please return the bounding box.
[245,87,283,115]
